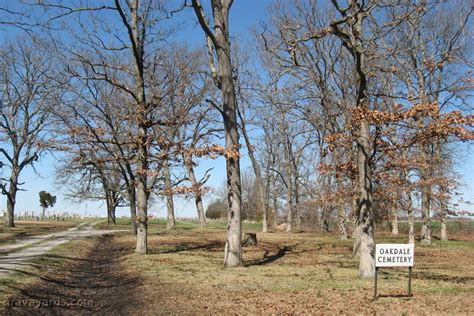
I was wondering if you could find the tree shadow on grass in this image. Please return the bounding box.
[244,246,290,267]
[414,271,474,284]
[3,235,141,315]
[149,241,225,255]
[376,294,413,299]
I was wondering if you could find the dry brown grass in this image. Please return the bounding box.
[121,228,474,314]
[1,222,473,314]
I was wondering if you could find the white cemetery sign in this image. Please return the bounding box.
[375,244,414,267]
[373,243,415,299]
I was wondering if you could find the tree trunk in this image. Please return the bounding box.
[407,190,415,244]
[266,153,277,231]
[284,137,293,233]
[129,0,148,254]
[352,11,376,277]
[111,205,116,225]
[221,99,242,267]
[238,109,267,233]
[262,201,268,232]
[320,174,330,232]
[184,155,206,228]
[440,217,448,241]
[420,181,431,245]
[5,191,16,228]
[107,197,111,226]
[135,120,148,254]
[128,186,138,235]
[136,164,148,254]
[338,206,348,240]
[440,193,449,241]
[391,203,399,236]
[335,176,348,239]
[355,119,375,278]
[272,194,278,231]
[4,167,19,228]
[295,205,301,232]
[193,0,242,267]
[285,177,293,233]
[42,206,46,218]
[223,139,242,267]
[415,64,432,246]
[438,167,449,242]
[195,195,206,227]
[163,156,176,230]
[293,173,301,232]
[105,192,117,226]
[320,206,329,232]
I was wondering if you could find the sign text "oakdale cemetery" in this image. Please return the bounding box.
[375,244,414,267]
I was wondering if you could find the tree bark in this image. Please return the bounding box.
[356,120,375,278]
[184,155,206,228]
[266,145,277,231]
[221,85,243,267]
[338,206,348,240]
[271,189,278,230]
[406,189,415,244]
[128,186,138,235]
[238,108,267,233]
[4,166,19,228]
[163,156,176,230]
[284,134,294,233]
[415,57,432,246]
[106,192,117,226]
[192,0,243,267]
[420,179,431,245]
[285,171,293,233]
[293,169,301,232]
[320,174,330,232]
[135,125,148,254]
[440,217,448,241]
[391,203,399,236]
[128,0,149,254]
[320,206,329,232]
[347,7,375,278]
[334,167,348,239]
[439,186,449,241]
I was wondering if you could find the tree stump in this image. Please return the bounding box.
[242,233,257,247]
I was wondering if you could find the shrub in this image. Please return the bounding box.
[206,199,227,219]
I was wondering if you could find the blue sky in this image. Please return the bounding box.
[1,0,473,218]
[0,0,272,218]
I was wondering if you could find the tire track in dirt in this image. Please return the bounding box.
[3,235,141,315]
[0,222,126,276]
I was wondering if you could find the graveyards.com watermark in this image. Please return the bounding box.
[3,299,95,308]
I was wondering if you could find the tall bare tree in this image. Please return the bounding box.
[0,40,59,227]
[35,0,185,253]
[191,0,243,267]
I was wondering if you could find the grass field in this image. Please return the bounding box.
[94,217,263,232]
[1,218,473,314]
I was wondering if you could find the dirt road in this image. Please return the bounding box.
[2,235,140,315]
[0,221,125,276]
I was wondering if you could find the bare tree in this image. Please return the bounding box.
[33,0,186,253]
[191,0,243,267]
[0,39,59,227]
[400,2,470,245]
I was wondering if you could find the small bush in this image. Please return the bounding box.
[206,199,227,219]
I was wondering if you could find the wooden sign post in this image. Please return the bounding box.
[374,243,414,300]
